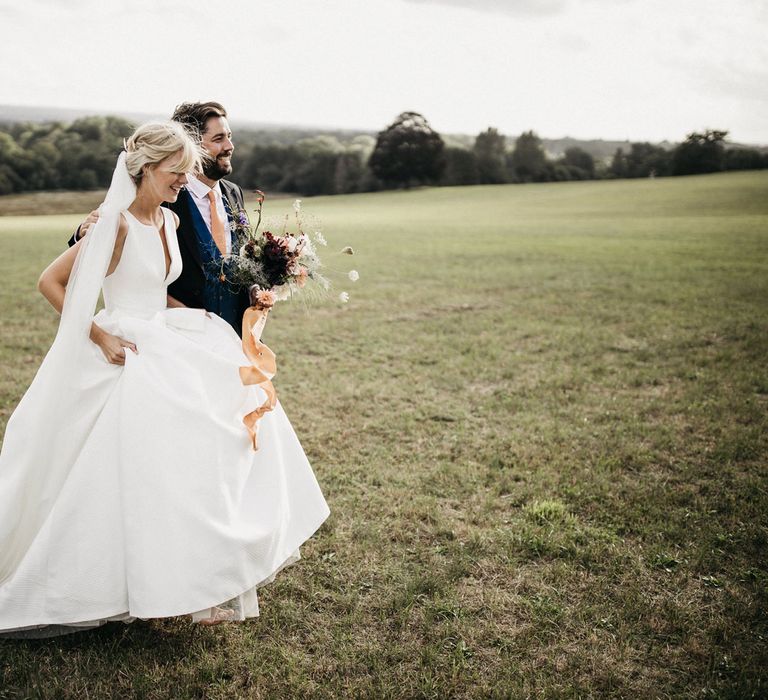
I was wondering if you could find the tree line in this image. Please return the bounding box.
[0,116,129,194]
[0,113,766,197]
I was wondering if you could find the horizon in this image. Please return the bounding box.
[1,102,760,150]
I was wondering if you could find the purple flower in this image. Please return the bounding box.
[238,212,249,226]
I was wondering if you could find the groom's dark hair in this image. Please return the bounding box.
[171,101,227,139]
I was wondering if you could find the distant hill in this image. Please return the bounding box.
[0,104,164,126]
[1,104,764,160]
[542,137,672,161]
[0,104,370,142]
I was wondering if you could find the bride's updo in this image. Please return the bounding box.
[124,121,202,185]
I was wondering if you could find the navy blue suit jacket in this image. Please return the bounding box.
[166,179,250,331]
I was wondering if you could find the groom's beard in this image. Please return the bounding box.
[203,151,233,181]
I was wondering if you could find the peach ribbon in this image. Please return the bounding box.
[239,306,277,450]
[207,190,228,256]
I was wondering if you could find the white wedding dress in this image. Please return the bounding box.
[0,207,330,637]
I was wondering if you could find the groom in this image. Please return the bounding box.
[70,101,250,335]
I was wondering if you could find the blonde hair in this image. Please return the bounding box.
[124,121,202,184]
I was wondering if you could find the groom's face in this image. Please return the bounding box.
[201,116,234,181]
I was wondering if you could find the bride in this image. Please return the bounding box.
[0,121,330,637]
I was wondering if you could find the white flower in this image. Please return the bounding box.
[293,199,302,212]
[314,231,327,246]
[274,285,291,301]
[298,234,313,257]
[348,270,359,282]
[338,291,350,303]
[287,237,298,253]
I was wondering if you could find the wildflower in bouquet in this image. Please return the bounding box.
[218,194,356,307]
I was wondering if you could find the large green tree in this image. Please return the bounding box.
[509,130,547,182]
[610,142,670,178]
[473,127,507,184]
[562,147,595,178]
[368,111,445,188]
[671,129,727,175]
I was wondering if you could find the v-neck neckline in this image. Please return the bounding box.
[124,209,173,281]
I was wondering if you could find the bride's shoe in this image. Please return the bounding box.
[197,606,236,626]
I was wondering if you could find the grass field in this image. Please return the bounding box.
[0,172,767,698]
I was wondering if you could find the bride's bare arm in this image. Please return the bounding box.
[38,215,136,364]
[39,215,129,311]
[37,239,82,315]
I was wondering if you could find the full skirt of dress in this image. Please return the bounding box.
[0,307,330,636]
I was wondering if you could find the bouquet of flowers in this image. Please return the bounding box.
[213,192,356,312]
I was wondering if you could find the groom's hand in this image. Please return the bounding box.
[76,210,100,240]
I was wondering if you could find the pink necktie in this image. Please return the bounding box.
[207,190,227,255]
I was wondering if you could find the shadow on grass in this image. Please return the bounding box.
[1,617,208,658]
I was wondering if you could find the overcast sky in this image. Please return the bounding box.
[1,0,766,144]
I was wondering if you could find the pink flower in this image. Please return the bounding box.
[256,289,276,307]
[249,285,276,309]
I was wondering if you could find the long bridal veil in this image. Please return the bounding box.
[59,151,137,360]
[0,152,136,583]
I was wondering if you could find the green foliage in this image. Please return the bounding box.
[0,172,767,697]
[441,146,479,186]
[523,499,572,525]
[672,129,728,175]
[473,127,508,184]
[0,116,134,194]
[561,146,595,178]
[509,130,547,182]
[725,147,768,171]
[610,142,672,178]
[368,111,446,188]
[1,115,766,202]
[236,139,374,196]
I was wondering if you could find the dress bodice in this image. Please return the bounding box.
[102,208,182,318]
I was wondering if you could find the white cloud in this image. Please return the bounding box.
[404,0,568,17]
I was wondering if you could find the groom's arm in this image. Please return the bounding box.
[234,183,246,211]
[221,180,246,213]
[68,210,100,247]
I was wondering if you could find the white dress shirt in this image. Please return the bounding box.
[185,174,232,255]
